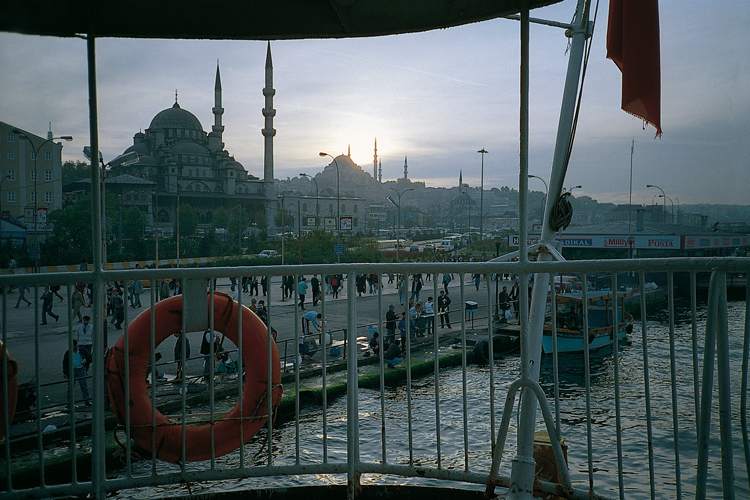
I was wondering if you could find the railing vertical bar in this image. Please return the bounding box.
[321,274,329,464]
[460,272,469,472]
[742,277,750,490]
[379,272,387,464]
[144,277,159,475]
[714,273,735,497]
[434,272,443,469]
[551,275,560,439]
[209,280,217,467]
[696,270,721,500]
[666,272,682,499]
[1,289,11,492]
[611,273,624,499]
[267,273,275,465]
[294,276,301,465]
[581,274,594,492]
[346,270,360,499]
[65,283,78,485]
[178,280,187,469]
[124,283,133,477]
[639,271,656,499]
[33,284,44,487]
[236,275,245,469]
[486,270,495,453]
[405,269,414,466]
[690,272,700,431]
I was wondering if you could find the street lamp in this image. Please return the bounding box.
[299,172,319,229]
[388,187,414,262]
[319,152,341,263]
[83,147,138,265]
[528,174,548,223]
[567,185,582,194]
[659,194,674,224]
[477,148,488,241]
[13,129,73,271]
[646,184,666,223]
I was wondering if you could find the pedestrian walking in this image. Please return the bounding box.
[40,286,59,324]
[112,289,125,329]
[75,315,94,358]
[14,284,32,308]
[438,290,452,329]
[71,284,85,322]
[172,331,191,383]
[297,277,308,310]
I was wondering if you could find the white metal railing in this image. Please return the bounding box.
[0,257,748,499]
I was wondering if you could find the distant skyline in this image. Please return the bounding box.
[1,0,748,206]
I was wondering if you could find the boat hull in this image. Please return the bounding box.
[542,326,628,354]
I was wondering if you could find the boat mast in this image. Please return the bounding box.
[511,0,593,497]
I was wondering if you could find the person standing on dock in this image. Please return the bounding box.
[424,297,435,335]
[385,304,397,344]
[438,291,451,329]
[508,281,520,323]
[298,277,308,310]
[62,339,92,407]
[499,286,510,320]
[75,316,94,359]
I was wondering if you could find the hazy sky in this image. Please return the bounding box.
[1,0,748,206]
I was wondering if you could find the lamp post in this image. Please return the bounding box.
[567,184,582,194]
[387,187,414,262]
[477,148,488,241]
[300,172,319,229]
[675,197,680,225]
[319,152,341,263]
[83,148,138,266]
[528,174,548,224]
[646,184,666,223]
[13,129,73,272]
[659,194,674,224]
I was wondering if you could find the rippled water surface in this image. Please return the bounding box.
[115,301,748,499]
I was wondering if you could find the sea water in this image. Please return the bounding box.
[115,301,749,499]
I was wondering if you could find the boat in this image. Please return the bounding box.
[542,291,633,354]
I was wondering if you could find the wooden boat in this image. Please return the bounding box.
[542,291,633,354]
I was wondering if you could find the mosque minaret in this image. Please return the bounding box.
[262,41,276,185]
[373,138,378,180]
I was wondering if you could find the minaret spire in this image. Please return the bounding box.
[459,170,463,191]
[378,159,382,183]
[262,41,276,185]
[207,62,224,152]
[373,138,378,179]
[404,155,408,179]
[348,144,351,157]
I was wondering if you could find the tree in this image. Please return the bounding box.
[62,160,91,184]
[178,203,199,238]
[213,207,230,230]
[254,209,268,232]
[42,195,95,265]
[120,206,147,241]
[229,205,251,242]
[274,208,293,230]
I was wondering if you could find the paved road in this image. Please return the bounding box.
[1,273,513,415]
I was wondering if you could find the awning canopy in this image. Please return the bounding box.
[1,0,562,40]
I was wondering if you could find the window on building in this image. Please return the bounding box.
[188,169,192,177]
[8,170,15,181]
[45,192,52,203]
[7,191,15,203]
[45,152,52,161]
[45,170,52,182]
[30,151,36,160]
[8,151,14,160]
[30,170,37,182]
[7,133,14,142]
[30,191,37,203]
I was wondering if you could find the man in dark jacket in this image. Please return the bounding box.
[41,286,60,324]
[385,305,397,344]
[437,290,452,329]
[62,340,92,406]
[172,331,191,383]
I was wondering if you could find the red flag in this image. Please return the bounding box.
[607,0,662,137]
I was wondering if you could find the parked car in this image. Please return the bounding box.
[409,245,419,252]
[257,250,279,258]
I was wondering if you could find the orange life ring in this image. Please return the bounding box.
[106,292,282,463]
[0,340,19,441]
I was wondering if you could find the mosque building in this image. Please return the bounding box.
[109,44,277,233]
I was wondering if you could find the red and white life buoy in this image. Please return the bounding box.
[106,292,282,463]
[0,340,19,441]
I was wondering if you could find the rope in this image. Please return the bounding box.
[549,192,573,232]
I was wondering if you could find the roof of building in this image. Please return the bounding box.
[148,102,203,132]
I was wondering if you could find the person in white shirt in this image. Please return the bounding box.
[424,297,435,336]
[75,316,94,360]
